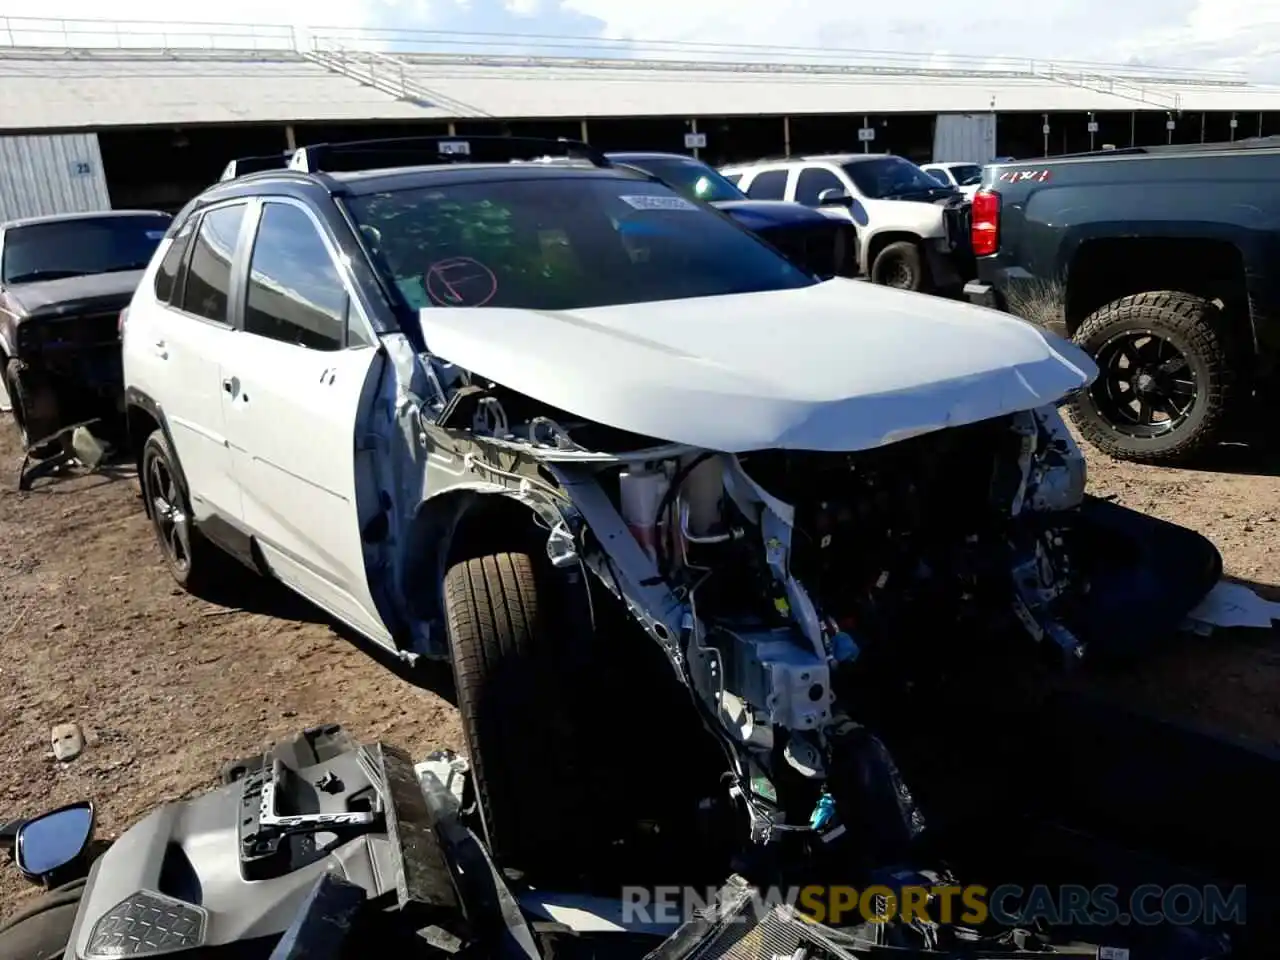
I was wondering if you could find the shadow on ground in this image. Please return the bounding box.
[1173,441,1280,479]
[194,558,458,704]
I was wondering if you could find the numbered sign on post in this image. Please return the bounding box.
[684,132,707,149]
[857,127,876,142]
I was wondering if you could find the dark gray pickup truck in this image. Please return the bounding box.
[0,210,171,453]
[964,137,1280,464]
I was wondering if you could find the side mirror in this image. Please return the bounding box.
[15,801,94,883]
[817,188,854,207]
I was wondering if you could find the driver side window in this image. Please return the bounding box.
[243,203,353,352]
[794,168,846,207]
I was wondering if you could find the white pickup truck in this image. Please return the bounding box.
[721,153,974,295]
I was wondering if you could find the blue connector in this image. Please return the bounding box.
[810,792,836,831]
[831,631,860,663]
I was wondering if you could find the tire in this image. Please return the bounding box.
[5,359,61,459]
[1067,292,1235,465]
[870,240,929,292]
[139,429,217,592]
[0,878,85,960]
[443,551,597,882]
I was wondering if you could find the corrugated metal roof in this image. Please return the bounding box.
[0,50,446,130]
[397,61,1280,117]
[1,48,1279,132]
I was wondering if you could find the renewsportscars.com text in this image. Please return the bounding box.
[621,884,1248,927]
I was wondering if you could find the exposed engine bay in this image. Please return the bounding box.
[424,368,1096,851]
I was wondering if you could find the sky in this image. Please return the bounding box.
[1,0,1278,83]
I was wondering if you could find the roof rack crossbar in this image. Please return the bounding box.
[219,151,294,181]
[288,135,612,174]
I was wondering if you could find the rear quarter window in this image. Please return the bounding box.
[153,219,196,304]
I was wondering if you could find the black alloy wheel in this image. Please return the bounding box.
[1091,329,1198,438]
[140,431,202,587]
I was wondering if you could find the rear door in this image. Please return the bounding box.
[740,167,790,201]
[126,202,249,523]
[221,198,392,648]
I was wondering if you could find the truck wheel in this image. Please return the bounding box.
[5,358,61,458]
[0,877,85,960]
[140,429,219,592]
[443,551,597,883]
[1067,291,1235,464]
[870,240,929,292]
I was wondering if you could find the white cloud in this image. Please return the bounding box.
[1113,0,1280,78]
[0,0,1277,83]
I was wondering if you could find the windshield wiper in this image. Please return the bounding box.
[4,269,85,284]
[99,262,152,274]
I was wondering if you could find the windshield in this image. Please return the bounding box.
[618,157,747,204]
[842,157,955,200]
[948,164,983,186]
[1,215,172,285]
[347,177,816,312]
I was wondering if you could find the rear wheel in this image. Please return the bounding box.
[870,240,930,292]
[443,550,599,882]
[1067,291,1235,464]
[140,429,219,592]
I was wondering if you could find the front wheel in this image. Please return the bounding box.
[5,358,61,458]
[1067,291,1236,464]
[870,240,930,292]
[443,551,599,883]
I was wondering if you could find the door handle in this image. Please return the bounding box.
[223,378,248,403]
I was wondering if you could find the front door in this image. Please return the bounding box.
[221,199,392,648]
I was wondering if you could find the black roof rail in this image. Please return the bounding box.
[288,135,613,174]
[219,152,293,181]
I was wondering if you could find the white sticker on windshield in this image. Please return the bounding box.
[145,230,166,240]
[619,194,698,211]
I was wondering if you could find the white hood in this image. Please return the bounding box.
[418,278,1097,453]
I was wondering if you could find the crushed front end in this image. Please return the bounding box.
[532,402,1217,854]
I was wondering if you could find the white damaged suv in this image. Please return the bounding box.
[121,136,1222,885]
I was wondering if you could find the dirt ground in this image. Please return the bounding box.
[1,424,1279,916]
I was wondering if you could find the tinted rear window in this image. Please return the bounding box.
[2,215,172,285]
[841,157,952,199]
[348,176,815,312]
[618,158,745,203]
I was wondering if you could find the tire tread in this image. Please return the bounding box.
[444,551,591,879]
[1068,290,1235,465]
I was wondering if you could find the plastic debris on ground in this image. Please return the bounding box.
[69,426,109,470]
[1181,579,1280,634]
[50,722,85,762]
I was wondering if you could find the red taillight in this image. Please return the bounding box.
[118,308,128,337]
[971,189,1000,257]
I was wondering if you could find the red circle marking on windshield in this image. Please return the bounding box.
[425,257,498,307]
